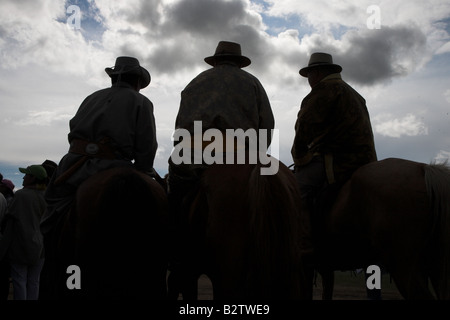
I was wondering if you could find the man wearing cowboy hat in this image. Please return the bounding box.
[168,41,274,197]
[172,40,274,143]
[291,52,377,261]
[40,56,158,299]
[166,41,274,298]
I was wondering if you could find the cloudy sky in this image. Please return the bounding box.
[1,0,450,189]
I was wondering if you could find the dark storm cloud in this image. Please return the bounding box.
[168,0,247,34]
[271,24,428,87]
[332,25,427,86]
[126,0,163,29]
[118,0,429,87]
[144,39,210,74]
[135,0,270,75]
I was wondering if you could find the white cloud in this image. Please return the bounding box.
[434,150,450,163]
[14,111,72,127]
[373,113,429,138]
[0,0,112,87]
[264,0,450,32]
[436,41,450,54]
[444,89,450,103]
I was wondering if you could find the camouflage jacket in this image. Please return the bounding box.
[175,63,275,150]
[291,74,377,183]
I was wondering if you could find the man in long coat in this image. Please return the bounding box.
[40,56,158,299]
[168,41,274,211]
[167,41,275,298]
[291,52,377,259]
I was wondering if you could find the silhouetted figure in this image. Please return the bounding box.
[40,56,158,299]
[0,165,47,300]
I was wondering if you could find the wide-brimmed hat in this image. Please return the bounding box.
[42,159,57,178]
[105,56,151,88]
[204,41,251,68]
[19,165,48,181]
[299,52,342,77]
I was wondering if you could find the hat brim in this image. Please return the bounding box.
[105,67,151,89]
[299,63,342,77]
[204,54,251,68]
[19,167,28,175]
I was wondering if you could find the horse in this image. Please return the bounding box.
[308,157,450,300]
[170,159,309,300]
[44,166,168,299]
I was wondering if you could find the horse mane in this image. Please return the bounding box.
[246,160,303,298]
[425,161,450,199]
[424,161,450,299]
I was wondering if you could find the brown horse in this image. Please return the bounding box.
[173,160,309,299]
[50,166,168,299]
[309,158,450,300]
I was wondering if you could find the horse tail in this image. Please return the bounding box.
[424,161,450,299]
[246,160,303,298]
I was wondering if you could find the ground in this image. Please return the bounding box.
[5,270,403,300]
[194,270,403,300]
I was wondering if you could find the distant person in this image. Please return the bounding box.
[0,192,6,224]
[0,179,15,208]
[0,165,47,300]
[0,177,15,299]
[41,160,57,185]
[291,52,377,259]
[0,173,4,219]
[40,56,158,299]
[0,190,7,300]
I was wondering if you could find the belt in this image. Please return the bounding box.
[69,139,116,159]
[54,139,117,185]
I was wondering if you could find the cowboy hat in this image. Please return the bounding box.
[204,41,251,68]
[299,52,342,77]
[105,56,151,88]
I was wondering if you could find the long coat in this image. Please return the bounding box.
[174,63,275,152]
[41,81,158,234]
[291,74,377,183]
[55,81,158,187]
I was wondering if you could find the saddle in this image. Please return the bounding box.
[54,138,117,185]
